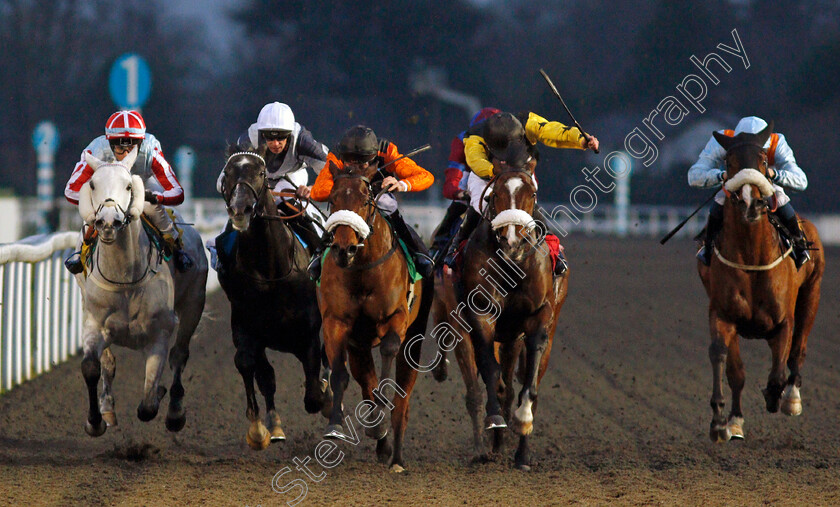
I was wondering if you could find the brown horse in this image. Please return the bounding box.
[434,163,568,470]
[317,162,433,473]
[698,123,824,443]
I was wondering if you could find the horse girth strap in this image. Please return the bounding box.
[712,245,793,271]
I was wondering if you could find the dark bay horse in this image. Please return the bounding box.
[438,162,568,470]
[698,124,824,442]
[217,145,330,450]
[318,162,433,473]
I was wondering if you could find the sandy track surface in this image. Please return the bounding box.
[2,236,839,506]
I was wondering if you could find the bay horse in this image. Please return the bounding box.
[75,148,207,436]
[318,161,433,473]
[438,159,568,470]
[698,123,824,442]
[217,145,330,450]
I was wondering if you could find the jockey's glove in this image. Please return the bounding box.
[144,190,159,204]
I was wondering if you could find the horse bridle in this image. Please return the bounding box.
[480,168,546,257]
[222,152,308,222]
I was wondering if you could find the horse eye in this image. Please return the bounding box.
[126,184,132,191]
[89,182,95,191]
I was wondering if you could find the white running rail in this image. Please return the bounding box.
[0,232,82,392]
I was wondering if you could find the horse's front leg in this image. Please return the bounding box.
[323,316,351,438]
[234,336,270,450]
[137,334,170,423]
[512,310,552,470]
[99,347,118,427]
[82,325,107,437]
[763,320,794,414]
[709,311,737,442]
[470,318,505,431]
[388,330,422,473]
[254,349,284,442]
[725,336,745,439]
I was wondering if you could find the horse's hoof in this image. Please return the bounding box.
[781,385,802,416]
[389,464,406,473]
[709,424,731,443]
[781,398,802,416]
[511,416,533,436]
[319,380,334,419]
[484,415,507,430]
[102,411,118,427]
[270,426,286,442]
[376,437,393,464]
[85,418,107,437]
[324,424,345,439]
[165,414,186,432]
[515,463,532,472]
[246,422,271,450]
[137,405,159,422]
[432,358,449,383]
[727,416,745,440]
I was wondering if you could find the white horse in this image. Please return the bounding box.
[75,148,207,436]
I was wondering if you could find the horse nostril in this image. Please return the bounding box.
[347,245,358,256]
[244,205,253,215]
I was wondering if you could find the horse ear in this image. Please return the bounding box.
[129,175,145,219]
[78,182,95,224]
[84,151,102,171]
[256,144,268,162]
[756,120,773,147]
[712,130,732,150]
[121,146,139,169]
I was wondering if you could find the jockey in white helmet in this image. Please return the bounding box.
[217,102,329,249]
[689,116,810,268]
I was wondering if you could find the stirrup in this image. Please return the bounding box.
[413,252,434,278]
[553,256,568,276]
[307,254,322,281]
[793,248,810,269]
[696,246,711,266]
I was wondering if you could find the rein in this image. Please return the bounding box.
[90,228,159,290]
[223,152,310,222]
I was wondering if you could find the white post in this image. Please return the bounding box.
[614,154,632,237]
[33,122,59,235]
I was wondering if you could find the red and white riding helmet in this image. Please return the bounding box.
[105,110,146,141]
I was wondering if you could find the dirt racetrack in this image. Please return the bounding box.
[2,235,839,506]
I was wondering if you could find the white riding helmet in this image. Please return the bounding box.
[254,102,295,134]
[733,116,768,135]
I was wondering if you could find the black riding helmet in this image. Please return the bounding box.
[337,125,378,162]
[483,112,526,162]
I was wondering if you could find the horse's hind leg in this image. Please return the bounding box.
[166,303,201,432]
[235,343,270,450]
[137,339,169,423]
[453,334,486,460]
[99,348,118,427]
[784,279,822,416]
[725,337,745,439]
[296,337,328,415]
[347,347,391,463]
[82,333,107,437]
[254,350,284,442]
[389,336,421,473]
[762,321,793,414]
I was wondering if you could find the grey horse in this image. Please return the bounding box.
[74,148,207,436]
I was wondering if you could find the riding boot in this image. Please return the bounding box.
[64,252,84,274]
[444,207,481,268]
[554,249,568,276]
[291,215,325,253]
[307,231,332,281]
[774,202,810,269]
[386,210,434,278]
[697,202,724,266]
[430,200,469,264]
